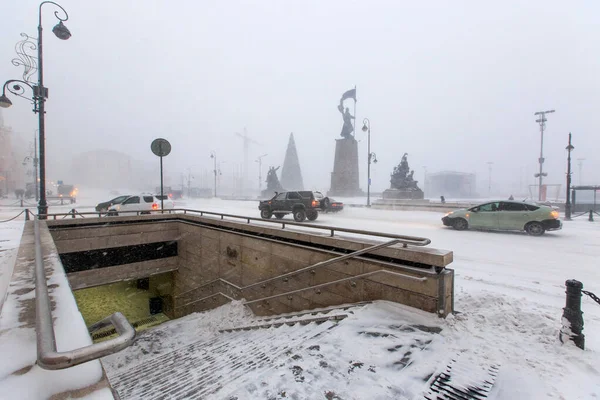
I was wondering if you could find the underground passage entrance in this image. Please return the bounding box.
[73,272,174,341]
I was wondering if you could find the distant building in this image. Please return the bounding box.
[0,110,22,197]
[425,171,477,199]
[71,150,137,189]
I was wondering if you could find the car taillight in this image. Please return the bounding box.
[268,201,272,205]
[550,210,559,219]
[152,203,159,210]
[312,200,318,207]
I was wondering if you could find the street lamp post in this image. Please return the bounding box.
[577,158,585,185]
[534,109,555,201]
[565,133,575,220]
[0,1,71,219]
[210,151,217,197]
[255,154,268,193]
[487,161,493,197]
[23,133,39,201]
[361,118,377,207]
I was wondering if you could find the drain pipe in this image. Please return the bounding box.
[559,279,585,350]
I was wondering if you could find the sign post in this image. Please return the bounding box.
[151,138,172,213]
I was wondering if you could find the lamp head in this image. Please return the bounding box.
[52,21,71,40]
[361,123,368,132]
[0,94,12,108]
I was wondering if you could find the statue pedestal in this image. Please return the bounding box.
[328,137,363,197]
[382,188,425,200]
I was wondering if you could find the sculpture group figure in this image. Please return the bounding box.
[390,153,420,190]
[265,166,284,192]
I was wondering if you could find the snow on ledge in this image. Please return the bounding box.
[0,221,113,399]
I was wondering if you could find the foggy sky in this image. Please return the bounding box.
[2,1,599,195]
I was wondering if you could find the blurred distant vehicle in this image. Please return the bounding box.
[313,191,344,213]
[442,200,562,236]
[154,186,183,199]
[155,194,176,207]
[107,193,174,216]
[95,195,130,212]
[188,187,212,198]
[56,184,77,203]
[24,182,36,199]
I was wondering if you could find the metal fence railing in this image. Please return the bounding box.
[33,219,135,369]
[41,208,432,248]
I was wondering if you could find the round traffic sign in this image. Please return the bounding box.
[151,138,171,157]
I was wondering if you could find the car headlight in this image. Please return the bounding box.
[444,211,454,217]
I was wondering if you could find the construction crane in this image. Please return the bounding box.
[235,127,260,196]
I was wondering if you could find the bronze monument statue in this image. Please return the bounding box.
[329,87,363,196]
[338,105,355,139]
[261,166,284,198]
[382,153,424,200]
[337,88,356,139]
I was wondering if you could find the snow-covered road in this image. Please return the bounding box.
[1,194,599,399]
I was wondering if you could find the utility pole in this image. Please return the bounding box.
[210,151,217,197]
[577,158,585,185]
[255,153,267,193]
[565,133,575,220]
[534,109,555,200]
[186,168,193,198]
[487,162,493,197]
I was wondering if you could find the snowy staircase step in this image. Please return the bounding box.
[219,302,368,332]
[423,353,499,400]
[107,319,342,400]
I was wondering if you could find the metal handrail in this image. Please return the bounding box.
[244,269,428,305]
[176,238,417,300]
[41,208,432,247]
[174,268,428,311]
[34,220,135,370]
[243,239,401,290]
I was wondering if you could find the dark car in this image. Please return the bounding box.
[258,191,322,222]
[314,191,344,213]
[95,195,130,212]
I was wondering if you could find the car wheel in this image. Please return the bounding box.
[307,210,318,221]
[525,221,545,236]
[452,218,468,231]
[274,213,285,219]
[107,211,118,217]
[261,209,273,219]
[293,209,306,222]
[322,197,331,210]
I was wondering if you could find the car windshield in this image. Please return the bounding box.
[155,195,169,200]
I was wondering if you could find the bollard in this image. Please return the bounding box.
[20,199,24,207]
[24,209,30,221]
[589,210,594,222]
[559,279,585,349]
[71,209,76,219]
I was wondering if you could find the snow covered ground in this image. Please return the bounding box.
[1,192,599,399]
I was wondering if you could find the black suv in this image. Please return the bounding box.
[258,191,321,222]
